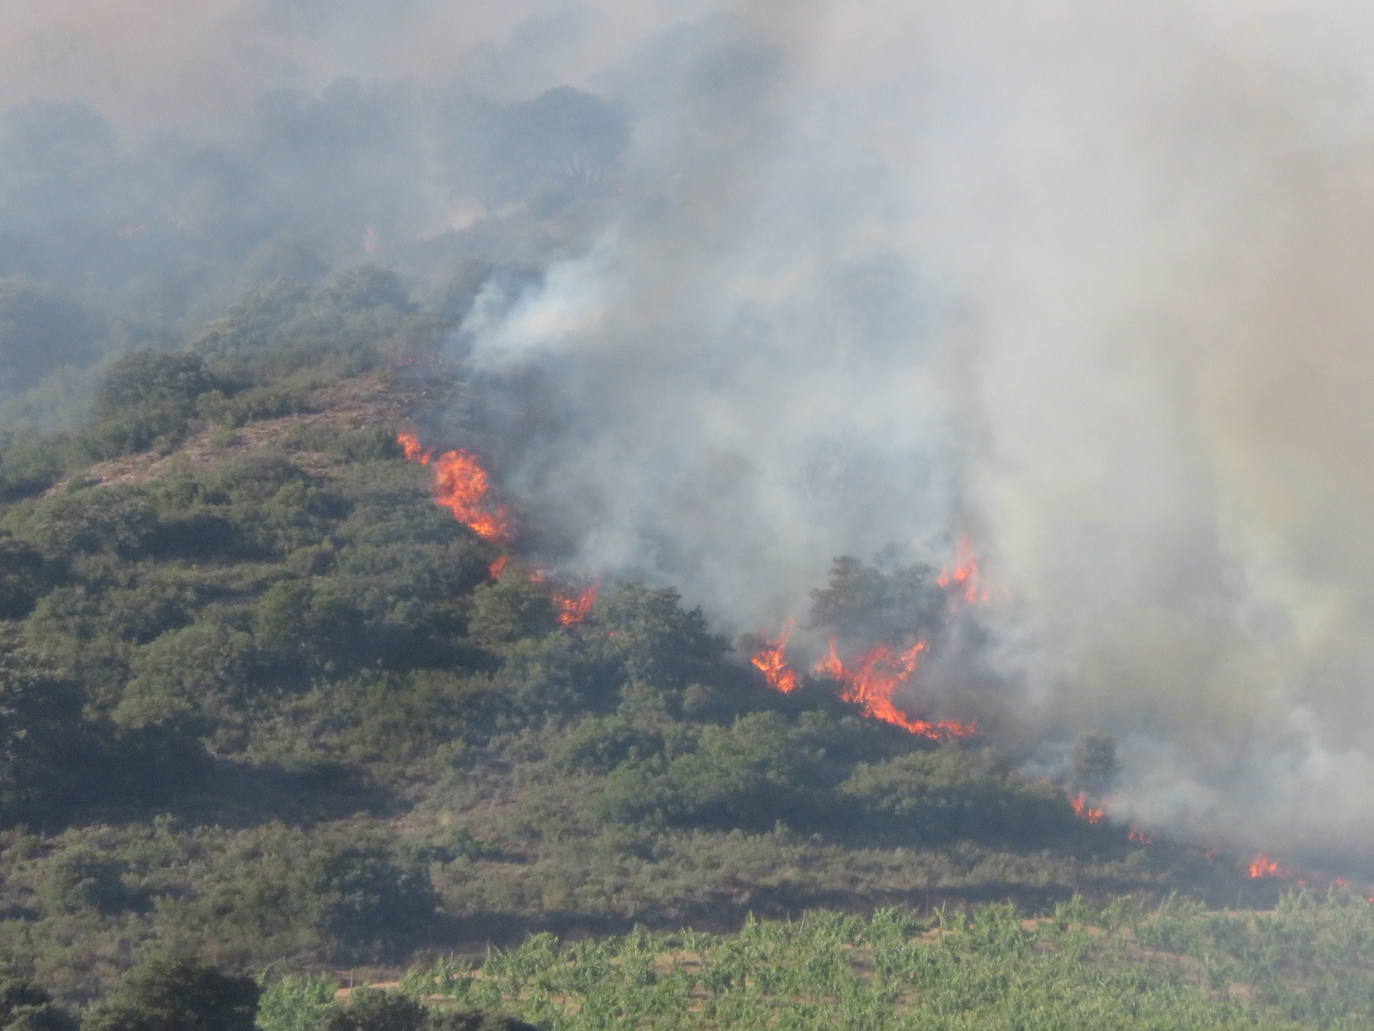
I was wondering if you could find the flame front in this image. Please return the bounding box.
[429,449,512,544]
[400,430,514,559]
[1070,793,1105,824]
[397,431,432,465]
[815,638,976,740]
[751,625,801,694]
[555,583,599,626]
[938,536,984,605]
[1248,853,1291,879]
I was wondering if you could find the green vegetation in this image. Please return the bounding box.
[388,893,1374,1030]
[0,266,1356,1027]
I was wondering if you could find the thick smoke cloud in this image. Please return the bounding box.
[461,1,1374,867]
[10,1,1374,866]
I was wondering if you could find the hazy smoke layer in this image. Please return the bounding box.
[461,1,1374,867]
[13,1,1374,865]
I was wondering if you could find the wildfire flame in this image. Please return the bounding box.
[750,625,801,695]
[555,583,599,626]
[1128,826,1151,844]
[816,637,977,741]
[530,569,600,627]
[398,433,512,545]
[1070,793,1105,824]
[397,431,433,465]
[1248,853,1291,880]
[432,449,512,544]
[937,536,985,605]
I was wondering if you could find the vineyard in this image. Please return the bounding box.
[254,892,1374,1030]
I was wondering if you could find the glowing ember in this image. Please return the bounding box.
[938,536,984,605]
[1070,793,1105,824]
[1248,853,1291,880]
[1128,826,1151,844]
[751,625,801,694]
[814,638,976,740]
[555,583,599,626]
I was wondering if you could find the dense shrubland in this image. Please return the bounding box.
[0,269,1326,1022]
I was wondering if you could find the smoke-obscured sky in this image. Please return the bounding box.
[9,0,1374,867]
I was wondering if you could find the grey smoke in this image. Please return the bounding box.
[9,1,1374,868]
[462,1,1374,868]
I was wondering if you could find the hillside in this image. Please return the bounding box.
[0,284,1324,1014]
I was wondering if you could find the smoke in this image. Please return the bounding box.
[10,1,1374,865]
[458,1,1374,867]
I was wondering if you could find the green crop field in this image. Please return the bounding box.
[281,892,1374,1031]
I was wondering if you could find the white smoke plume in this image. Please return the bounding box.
[12,0,1374,866]
[460,1,1374,868]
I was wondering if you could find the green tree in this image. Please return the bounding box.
[426,1012,540,1031]
[40,848,127,915]
[0,535,51,619]
[83,350,217,457]
[307,847,437,963]
[320,991,540,1031]
[0,973,77,1031]
[467,578,557,648]
[596,584,729,688]
[1068,731,1121,797]
[0,659,99,826]
[809,555,945,647]
[115,622,259,733]
[320,990,424,1031]
[253,579,363,671]
[91,350,214,419]
[81,956,257,1031]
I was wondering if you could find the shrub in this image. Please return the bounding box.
[308,847,437,963]
[0,973,76,1031]
[116,621,260,733]
[40,849,126,915]
[321,989,425,1031]
[81,955,258,1031]
[83,350,218,458]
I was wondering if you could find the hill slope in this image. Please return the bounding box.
[0,290,1311,1004]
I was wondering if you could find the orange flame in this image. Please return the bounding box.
[1070,793,1105,824]
[1128,826,1151,844]
[751,625,801,694]
[399,432,511,545]
[431,449,512,544]
[938,536,984,605]
[555,583,599,626]
[397,431,433,465]
[488,555,511,580]
[1248,853,1291,880]
[815,638,976,740]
